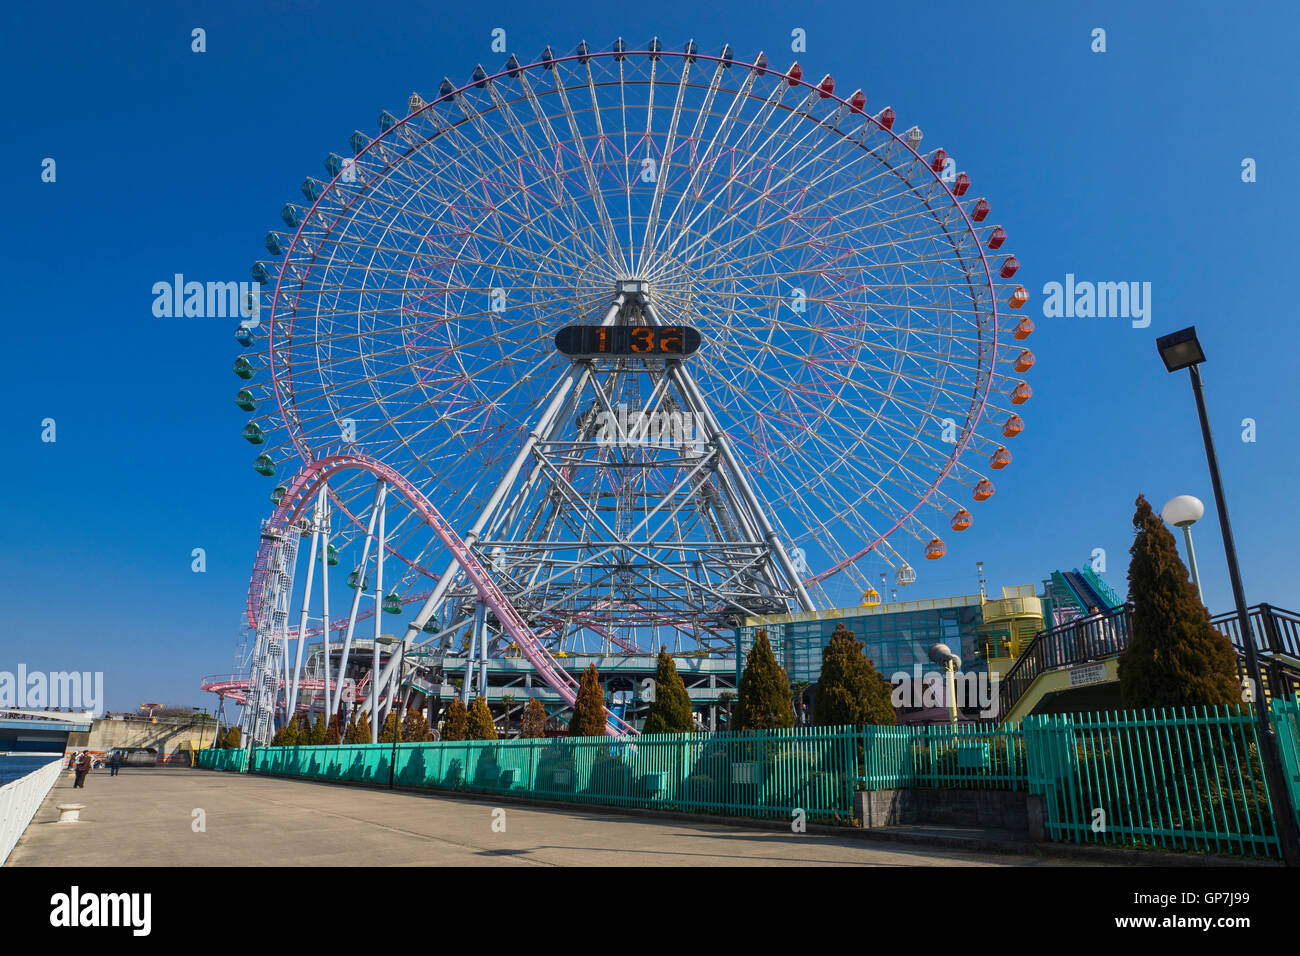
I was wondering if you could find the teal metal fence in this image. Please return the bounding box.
[249,725,861,823]
[1273,696,1300,832]
[1024,706,1281,858]
[194,748,248,773]
[196,706,1294,858]
[860,723,1028,790]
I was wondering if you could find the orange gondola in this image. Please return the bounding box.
[950,509,972,532]
[991,447,1012,469]
[1013,316,1034,340]
[1010,382,1032,405]
[925,538,946,560]
[1002,414,1024,438]
[1014,349,1035,373]
[973,479,995,501]
[1008,286,1029,309]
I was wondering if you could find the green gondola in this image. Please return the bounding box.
[233,357,254,380]
[254,454,275,477]
[270,485,286,504]
[322,544,340,566]
[382,593,402,614]
[234,389,256,412]
[347,569,370,591]
[242,423,265,445]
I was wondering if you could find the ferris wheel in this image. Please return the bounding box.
[233,39,1034,659]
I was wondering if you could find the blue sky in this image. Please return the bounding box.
[2,0,1296,711]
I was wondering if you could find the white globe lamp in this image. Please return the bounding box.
[1162,495,1205,604]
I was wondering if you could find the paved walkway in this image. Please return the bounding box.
[8,767,1096,867]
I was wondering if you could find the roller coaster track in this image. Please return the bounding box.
[245,454,638,737]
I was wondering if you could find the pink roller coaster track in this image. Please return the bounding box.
[246,454,637,737]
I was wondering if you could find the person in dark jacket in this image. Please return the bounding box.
[108,750,122,777]
[73,750,92,788]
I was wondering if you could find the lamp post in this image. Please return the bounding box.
[1162,495,1206,605]
[1156,326,1299,864]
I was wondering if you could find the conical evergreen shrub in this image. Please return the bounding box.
[467,696,498,740]
[568,664,607,737]
[734,629,794,730]
[520,698,548,738]
[643,647,695,734]
[442,698,469,741]
[1119,494,1241,709]
[813,623,896,726]
[379,710,400,744]
[401,707,432,742]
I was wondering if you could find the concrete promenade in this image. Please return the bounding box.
[8,767,1100,867]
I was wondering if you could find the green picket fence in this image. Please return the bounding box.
[1024,706,1281,858]
[859,723,1028,790]
[194,748,248,773]
[248,725,861,823]
[1274,696,1300,832]
[198,705,1297,858]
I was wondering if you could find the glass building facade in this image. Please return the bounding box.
[737,604,984,684]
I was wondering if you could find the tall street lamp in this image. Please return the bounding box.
[1162,495,1206,605]
[1156,325,1299,864]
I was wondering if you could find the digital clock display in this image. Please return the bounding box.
[554,325,701,359]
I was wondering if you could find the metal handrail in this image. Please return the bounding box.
[998,603,1300,721]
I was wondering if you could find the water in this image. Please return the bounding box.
[0,754,63,786]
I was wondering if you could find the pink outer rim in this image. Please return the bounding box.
[262,46,1001,591]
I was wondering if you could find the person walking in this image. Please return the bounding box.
[109,750,121,777]
[73,750,92,789]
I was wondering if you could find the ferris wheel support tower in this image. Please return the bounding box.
[357,283,817,714]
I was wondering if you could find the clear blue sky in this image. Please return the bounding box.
[2,0,1296,712]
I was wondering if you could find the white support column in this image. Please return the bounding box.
[370,484,388,744]
[330,480,385,715]
[319,489,332,722]
[287,496,324,718]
